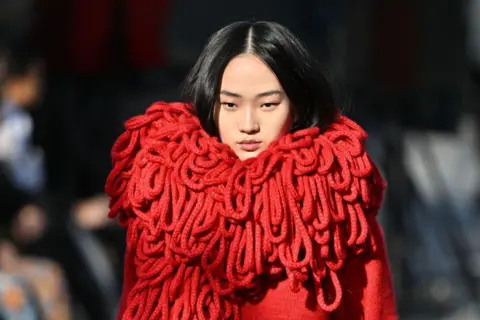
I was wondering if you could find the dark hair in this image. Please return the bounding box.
[0,45,40,84]
[180,21,338,136]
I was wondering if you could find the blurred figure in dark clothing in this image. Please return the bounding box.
[0,46,45,245]
[0,46,72,320]
[0,43,121,320]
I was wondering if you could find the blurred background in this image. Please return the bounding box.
[0,0,479,319]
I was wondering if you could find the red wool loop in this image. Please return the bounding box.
[105,101,385,319]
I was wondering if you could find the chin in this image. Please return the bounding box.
[237,150,261,161]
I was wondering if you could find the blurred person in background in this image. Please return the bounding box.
[0,46,71,320]
[0,267,40,320]
[0,44,120,319]
[0,47,45,245]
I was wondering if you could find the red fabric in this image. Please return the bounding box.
[107,102,398,319]
[35,0,169,73]
[117,217,397,320]
[333,218,398,319]
[70,0,113,73]
[240,218,397,320]
[118,244,137,318]
[125,0,170,69]
[240,278,328,319]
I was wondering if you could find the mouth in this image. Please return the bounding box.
[237,140,262,152]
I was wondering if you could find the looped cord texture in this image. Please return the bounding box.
[106,101,385,319]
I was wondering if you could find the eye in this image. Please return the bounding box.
[262,103,279,108]
[221,102,237,109]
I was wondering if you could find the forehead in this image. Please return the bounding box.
[220,54,282,93]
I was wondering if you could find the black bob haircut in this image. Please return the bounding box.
[180,20,338,136]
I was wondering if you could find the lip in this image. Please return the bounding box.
[237,140,262,152]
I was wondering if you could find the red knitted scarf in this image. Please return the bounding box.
[106,101,385,319]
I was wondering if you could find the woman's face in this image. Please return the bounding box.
[216,54,293,160]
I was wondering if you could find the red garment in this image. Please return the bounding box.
[125,0,170,69]
[69,0,114,73]
[35,0,169,73]
[107,102,398,319]
[241,219,397,319]
[118,219,396,319]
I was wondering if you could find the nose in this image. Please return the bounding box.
[238,108,260,134]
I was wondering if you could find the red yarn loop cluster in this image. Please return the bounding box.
[106,102,385,319]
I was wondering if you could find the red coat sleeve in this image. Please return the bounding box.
[333,217,398,320]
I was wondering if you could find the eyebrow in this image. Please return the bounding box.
[219,90,284,98]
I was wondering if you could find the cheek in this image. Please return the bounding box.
[216,112,235,144]
[280,114,293,134]
[268,110,293,139]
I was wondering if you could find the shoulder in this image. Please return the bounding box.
[105,101,196,225]
[111,101,196,160]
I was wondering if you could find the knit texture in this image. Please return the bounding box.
[106,101,395,319]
